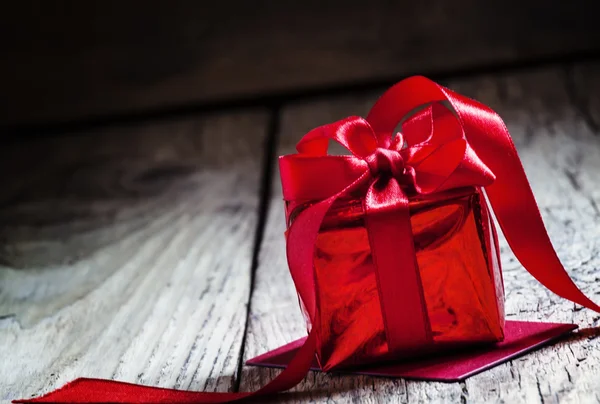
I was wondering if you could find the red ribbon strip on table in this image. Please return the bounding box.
[17,76,600,404]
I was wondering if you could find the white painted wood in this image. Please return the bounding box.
[0,111,268,402]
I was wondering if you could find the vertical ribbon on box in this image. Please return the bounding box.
[364,164,432,354]
[16,77,600,404]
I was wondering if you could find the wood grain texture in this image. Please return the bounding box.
[2,0,600,126]
[0,110,268,401]
[240,65,600,403]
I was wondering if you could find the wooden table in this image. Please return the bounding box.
[2,62,600,403]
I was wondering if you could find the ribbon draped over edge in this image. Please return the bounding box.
[16,76,600,404]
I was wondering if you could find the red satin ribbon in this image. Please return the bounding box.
[16,76,600,404]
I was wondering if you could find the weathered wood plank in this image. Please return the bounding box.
[240,65,600,402]
[2,1,600,126]
[0,110,268,401]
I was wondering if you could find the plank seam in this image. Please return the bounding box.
[232,105,281,392]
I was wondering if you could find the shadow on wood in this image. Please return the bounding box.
[2,0,600,126]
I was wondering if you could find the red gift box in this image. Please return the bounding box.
[16,77,599,403]
[282,148,506,371]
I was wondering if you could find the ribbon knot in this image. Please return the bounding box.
[366,147,404,178]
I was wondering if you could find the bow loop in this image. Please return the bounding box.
[399,103,495,193]
[296,116,378,158]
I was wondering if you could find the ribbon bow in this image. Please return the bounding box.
[17,76,600,404]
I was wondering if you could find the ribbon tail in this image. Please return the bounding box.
[286,171,373,323]
[14,331,318,404]
[445,91,600,313]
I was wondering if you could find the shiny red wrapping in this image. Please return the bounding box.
[286,186,505,370]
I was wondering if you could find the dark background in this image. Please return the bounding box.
[1,0,599,129]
